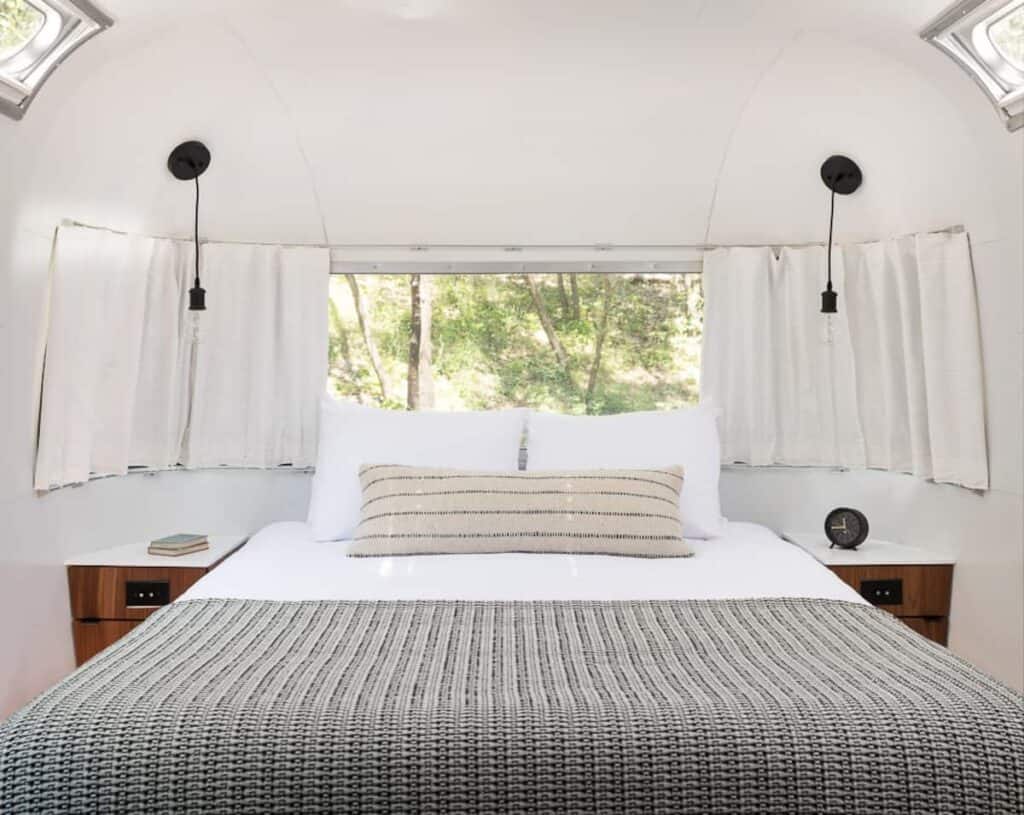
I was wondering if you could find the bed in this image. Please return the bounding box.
[1,521,1021,814]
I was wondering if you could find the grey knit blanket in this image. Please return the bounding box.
[1,598,1021,814]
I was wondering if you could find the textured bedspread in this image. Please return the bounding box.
[1,598,1021,814]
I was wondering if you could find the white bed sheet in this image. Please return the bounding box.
[182,521,866,605]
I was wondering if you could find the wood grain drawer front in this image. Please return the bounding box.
[72,620,141,664]
[68,566,208,621]
[900,616,949,646]
[829,564,953,617]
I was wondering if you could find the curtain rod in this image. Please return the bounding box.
[330,224,965,257]
[62,219,965,253]
[329,225,965,253]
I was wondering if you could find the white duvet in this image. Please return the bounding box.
[183,521,866,605]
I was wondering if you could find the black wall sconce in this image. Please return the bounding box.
[168,141,212,311]
[819,155,862,314]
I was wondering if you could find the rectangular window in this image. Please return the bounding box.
[327,270,703,415]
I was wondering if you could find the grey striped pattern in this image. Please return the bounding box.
[351,464,693,557]
[1,597,1021,814]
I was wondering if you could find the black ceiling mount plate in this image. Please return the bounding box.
[167,140,211,180]
[820,154,862,195]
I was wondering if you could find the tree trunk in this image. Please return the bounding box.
[585,276,614,414]
[556,273,571,320]
[407,275,421,409]
[327,297,363,403]
[569,273,581,320]
[407,274,435,410]
[345,274,390,403]
[524,273,579,393]
[419,275,435,408]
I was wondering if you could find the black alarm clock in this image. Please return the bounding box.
[824,507,869,549]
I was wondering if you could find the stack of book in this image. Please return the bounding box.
[148,534,209,557]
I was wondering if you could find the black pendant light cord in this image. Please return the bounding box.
[193,176,201,288]
[187,171,207,310]
[826,186,836,293]
[168,140,210,311]
[818,155,861,315]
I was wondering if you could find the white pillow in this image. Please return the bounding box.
[525,407,726,538]
[308,397,526,541]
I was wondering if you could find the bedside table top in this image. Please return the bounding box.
[783,533,956,566]
[65,535,248,568]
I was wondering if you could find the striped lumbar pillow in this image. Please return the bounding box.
[349,464,692,557]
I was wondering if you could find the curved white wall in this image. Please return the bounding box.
[1,0,1021,715]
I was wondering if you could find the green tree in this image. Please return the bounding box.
[326,271,703,415]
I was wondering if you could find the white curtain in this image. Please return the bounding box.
[35,226,329,489]
[701,232,988,490]
[182,243,328,468]
[35,227,192,490]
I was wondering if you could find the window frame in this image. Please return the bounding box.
[921,0,1024,132]
[0,0,112,121]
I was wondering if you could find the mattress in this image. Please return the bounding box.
[182,520,869,603]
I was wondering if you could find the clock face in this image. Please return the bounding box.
[825,508,868,549]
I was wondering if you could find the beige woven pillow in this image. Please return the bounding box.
[349,464,692,557]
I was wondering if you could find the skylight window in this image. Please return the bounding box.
[0,1,45,62]
[922,0,1024,131]
[0,0,112,121]
[989,6,1024,69]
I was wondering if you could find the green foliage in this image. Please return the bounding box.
[0,0,43,55]
[327,272,703,415]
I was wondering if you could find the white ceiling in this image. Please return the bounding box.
[5,0,1019,247]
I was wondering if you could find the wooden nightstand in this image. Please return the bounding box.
[66,536,247,665]
[784,533,955,645]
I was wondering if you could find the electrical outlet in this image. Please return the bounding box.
[860,579,902,606]
[125,580,170,607]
